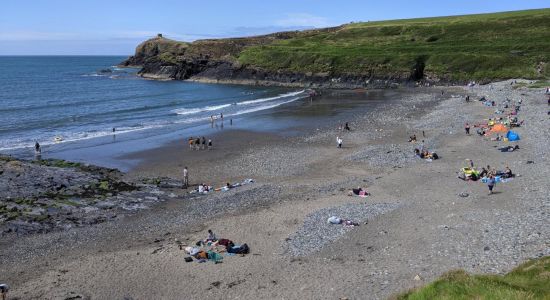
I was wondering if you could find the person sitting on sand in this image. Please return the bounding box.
[408,134,417,142]
[502,166,514,178]
[479,167,488,178]
[206,229,217,242]
[198,183,205,193]
[414,148,421,158]
[491,134,502,141]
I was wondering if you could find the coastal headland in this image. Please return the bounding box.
[120,9,550,88]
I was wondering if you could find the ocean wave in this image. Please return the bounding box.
[0,124,164,152]
[238,90,304,105]
[171,90,305,116]
[172,103,231,115]
[231,97,302,117]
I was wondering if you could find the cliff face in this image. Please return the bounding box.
[120,9,550,87]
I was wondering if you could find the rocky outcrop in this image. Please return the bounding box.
[0,155,185,236]
[118,27,387,88]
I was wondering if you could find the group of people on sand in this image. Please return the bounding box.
[188,136,212,150]
[183,229,250,263]
[408,133,438,161]
[458,86,526,195]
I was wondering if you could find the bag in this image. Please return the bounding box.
[196,251,208,259]
[184,257,193,262]
[238,244,250,254]
[227,244,250,254]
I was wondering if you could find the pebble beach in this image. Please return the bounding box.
[0,80,548,299]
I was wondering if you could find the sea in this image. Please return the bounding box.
[0,56,399,170]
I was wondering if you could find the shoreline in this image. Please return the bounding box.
[1,80,548,299]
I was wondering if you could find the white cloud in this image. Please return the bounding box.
[0,31,80,41]
[275,13,332,28]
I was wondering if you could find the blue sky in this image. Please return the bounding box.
[1,0,548,55]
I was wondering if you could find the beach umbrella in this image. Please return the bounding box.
[489,123,509,134]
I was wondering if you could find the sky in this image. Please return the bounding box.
[0,0,548,55]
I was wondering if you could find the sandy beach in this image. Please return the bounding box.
[1,80,548,299]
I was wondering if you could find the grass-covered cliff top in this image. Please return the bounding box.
[237,9,550,81]
[125,9,550,82]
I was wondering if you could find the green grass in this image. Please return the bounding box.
[528,80,550,88]
[395,256,550,300]
[237,9,550,81]
[36,159,82,168]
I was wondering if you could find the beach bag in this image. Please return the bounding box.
[196,251,208,259]
[237,244,250,254]
[184,257,193,263]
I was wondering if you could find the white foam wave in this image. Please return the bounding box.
[231,97,301,117]
[172,90,304,116]
[0,124,164,152]
[238,90,304,105]
[172,103,231,115]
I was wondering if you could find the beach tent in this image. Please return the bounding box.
[489,123,508,134]
[506,130,520,141]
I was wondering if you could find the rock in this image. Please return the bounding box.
[414,274,422,281]
[484,246,490,251]
[95,201,115,209]
[459,192,469,197]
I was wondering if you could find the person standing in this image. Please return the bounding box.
[465,123,470,135]
[183,166,189,188]
[0,283,9,300]
[208,139,212,150]
[201,136,206,150]
[34,141,41,154]
[487,175,496,195]
[336,136,343,148]
[195,137,200,150]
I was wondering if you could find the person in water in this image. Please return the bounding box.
[34,141,41,154]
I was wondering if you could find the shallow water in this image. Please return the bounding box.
[0,56,300,152]
[0,56,403,170]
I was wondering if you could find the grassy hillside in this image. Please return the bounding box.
[395,256,550,299]
[237,9,550,81]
